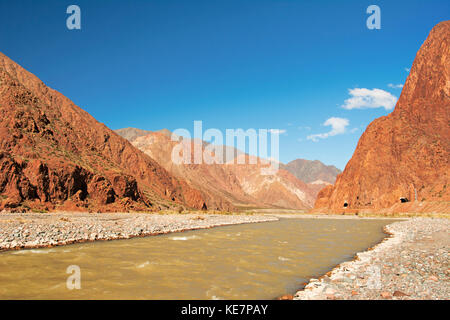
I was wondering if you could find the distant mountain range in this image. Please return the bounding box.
[282,159,341,184]
[116,128,340,210]
[0,47,340,214]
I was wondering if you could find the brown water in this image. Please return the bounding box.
[0,218,393,300]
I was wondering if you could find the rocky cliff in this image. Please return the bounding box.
[0,52,206,212]
[314,21,450,213]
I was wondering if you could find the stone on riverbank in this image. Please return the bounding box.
[294,218,449,300]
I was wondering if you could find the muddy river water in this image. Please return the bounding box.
[0,218,394,299]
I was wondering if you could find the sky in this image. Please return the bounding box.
[0,0,448,169]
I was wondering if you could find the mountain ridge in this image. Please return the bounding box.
[282,159,341,184]
[0,52,207,212]
[116,127,318,210]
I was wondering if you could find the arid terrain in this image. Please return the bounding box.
[116,128,337,211]
[0,51,340,214]
[282,159,341,185]
[0,5,448,302]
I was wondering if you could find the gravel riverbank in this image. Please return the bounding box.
[294,218,449,300]
[1,213,448,300]
[0,212,278,252]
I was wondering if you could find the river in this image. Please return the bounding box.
[0,218,394,299]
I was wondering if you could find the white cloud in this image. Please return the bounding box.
[388,83,403,89]
[341,88,397,110]
[269,129,286,135]
[405,67,410,72]
[307,117,349,142]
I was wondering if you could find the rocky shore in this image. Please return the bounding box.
[0,212,278,252]
[294,218,449,300]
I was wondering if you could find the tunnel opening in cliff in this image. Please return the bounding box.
[400,197,409,203]
[343,202,348,208]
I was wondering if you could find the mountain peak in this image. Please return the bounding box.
[157,128,173,137]
[394,20,449,120]
[283,159,341,184]
[314,21,450,213]
[114,127,152,142]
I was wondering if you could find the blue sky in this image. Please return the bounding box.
[0,0,448,169]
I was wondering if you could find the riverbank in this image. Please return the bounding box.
[294,218,449,300]
[0,212,278,252]
[2,212,448,300]
[0,212,389,253]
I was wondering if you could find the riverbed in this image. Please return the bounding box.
[0,218,393,299]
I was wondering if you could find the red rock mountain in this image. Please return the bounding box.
[314,21,450,214]
[281,159,341,200]
[0,52,207,212]
[282,159,341,184]
[116,128,316,210]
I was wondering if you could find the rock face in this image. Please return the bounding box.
[314,21,450,213]
[0,52,207,212]
[116,128,316,210]
[283,159,341,184]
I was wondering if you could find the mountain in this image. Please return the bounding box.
[0,52,207,212]
[314,21,450,214]
[282,159,341,184]
[281,159,341,202]
[116,128,316,210]
[114,127,151,142]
